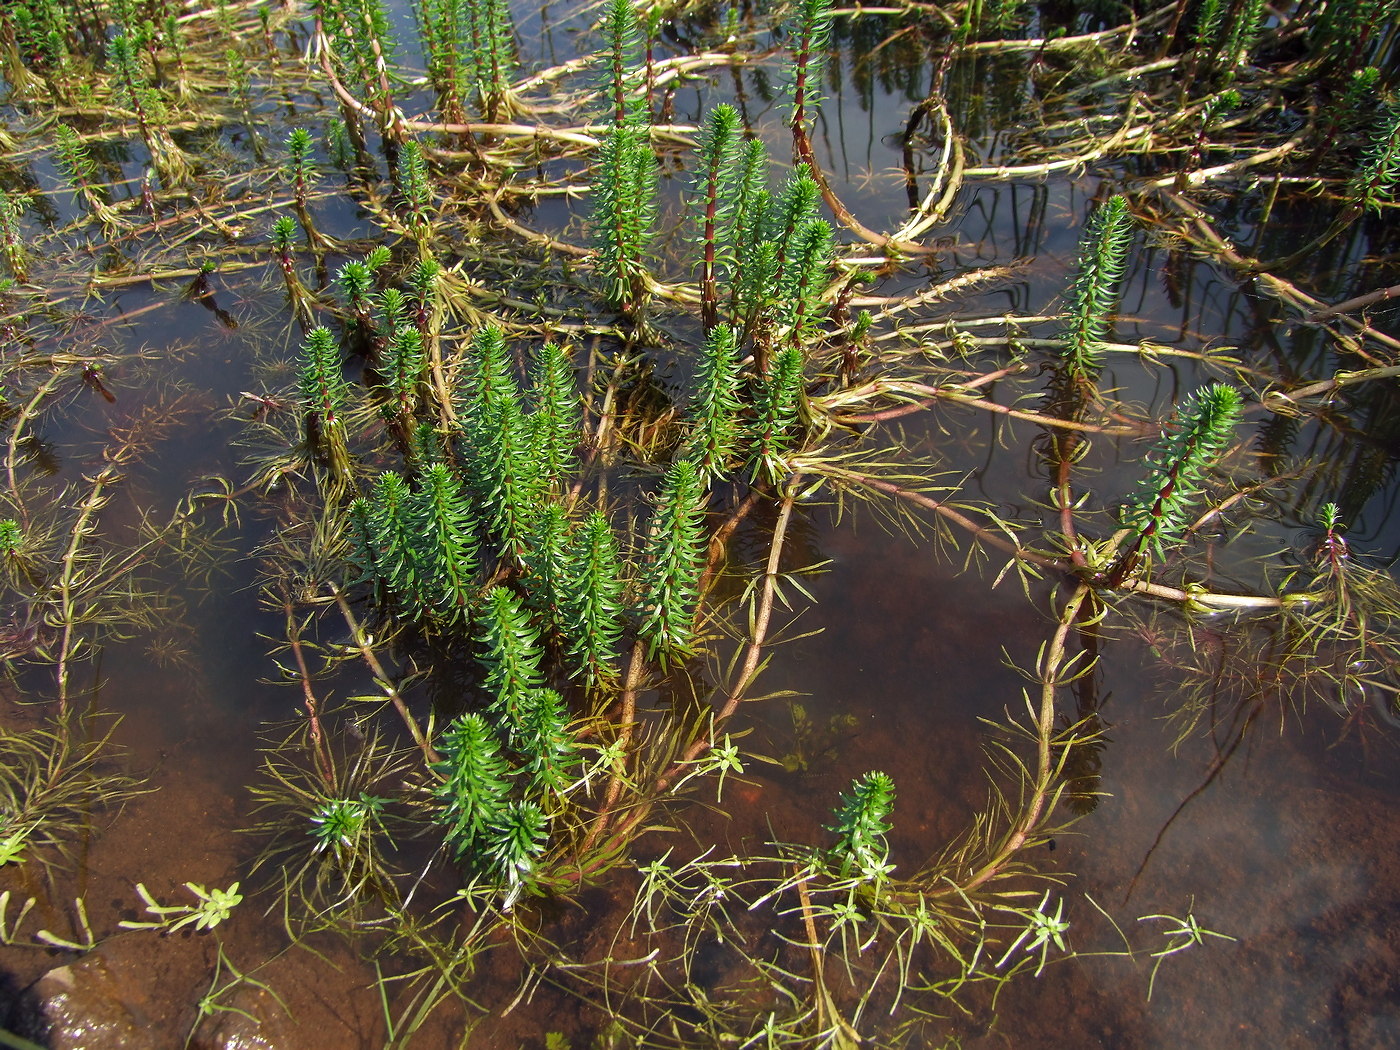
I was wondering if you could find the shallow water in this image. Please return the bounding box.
[1,1,1399,1047]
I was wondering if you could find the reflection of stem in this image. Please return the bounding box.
[1124,684,1257,903]
[796,114,938,255]
[826,378,1143,435]
[940,582,1091,898]
[1040,366,1094,572]
[1309,284,1400,321]
[822,364,1023,424]
[1260,364,1400,412]
[1158,192,1400,357]
[1055,451,1089,572]
[708,488,798,728]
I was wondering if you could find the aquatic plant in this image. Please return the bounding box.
[0,718,145,875]
[994,891,1069,977]
[1348,102,1400,213]
[454,325,541,554]
[482,800,547,909]
[786,0,834,165]
[310,793,389,858]
[735,167,830,362]
[522,500,571,634]
[284,127,327,247]
[411,462,480,624]
[1106,383,1243,586]
[381,323,426,436]
[748,345,807,483]
[469,0,517,122]
[119,881,244,934]
[634,458,708,664]
[516,687,578,796]
[827,771,896,881]
[561,507,626,690]
[1310,0,1400,76]
[433,712,514,861]
[270,215,318,323]
[106,28,189,186]
[396,137,434,237]
[52,124,121,231]
[528,342,581,494]
[599,0,643,125]
[408,257,442,340]
[477,585,547,727]
[250,725,409,927]
[590,118,658,314]
[297,326,352,476]
[685,324,743,484]
[1061,194,1134,384]
[0,190,26,282]
[362,471,425,611]
[5,1,1400,1044]
[336,248,391,344]
[0,519,22,559]
[691,104,743,331]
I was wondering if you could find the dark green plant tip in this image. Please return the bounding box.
[271,214,298,252]
[749,345,806,482]
[827,770,896,879]
[785,0,835,129]
[600,0,644,123]
[1116,383,1243,570]
[562,507,626,688]
[413,461,480,623]
[484,800,548,905]
[336,261,373,309]
[362,470,427,608]
[1061,194,1134,383]
[528,342,582,491]
[53,124,99,186]
[517,687,579,795]
[298,326,349,432]
[635,458,708,663]
[1349,102,1400,212]
[477,585,547,727]
[433,712,514,861]
[287,127,314,162]
[590,119,658,311]
[410,256,441,295]
[686,324,743,483]
[397,138,433,220]
[310,794,387,855]
[0,519,23,556]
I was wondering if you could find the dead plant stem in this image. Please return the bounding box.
[332,589,439,765]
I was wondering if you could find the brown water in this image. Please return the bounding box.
[1,1,1399,1047]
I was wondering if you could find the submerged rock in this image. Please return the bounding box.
[188,983,288,1050]
[15,931,211,1049]
[19,954,161,1050]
